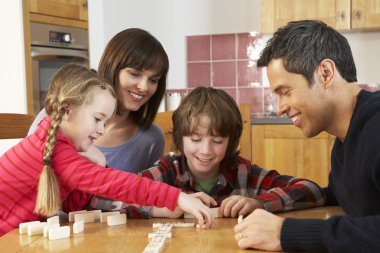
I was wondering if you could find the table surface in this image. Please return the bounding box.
[0,206,344,253]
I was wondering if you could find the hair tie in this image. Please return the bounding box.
[99,80,107,89]
[43,159,52,166]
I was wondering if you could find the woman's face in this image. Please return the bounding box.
[117,67,161,112]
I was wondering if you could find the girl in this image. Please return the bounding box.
[0,64,213,236]
[29,28,168,173]
[95,87,325,218]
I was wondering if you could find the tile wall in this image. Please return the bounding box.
[166,32,274,116]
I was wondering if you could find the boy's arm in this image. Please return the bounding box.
[248,163,326,212]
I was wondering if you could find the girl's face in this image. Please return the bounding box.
[117,67,161,112]
[183,116,229,181]
[60,87,116,152]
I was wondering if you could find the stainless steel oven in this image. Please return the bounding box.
[30,22,88,113]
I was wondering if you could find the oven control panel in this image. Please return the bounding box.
[49,31,72,44]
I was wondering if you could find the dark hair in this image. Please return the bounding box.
[172,87,242,162]
[97,28,169,129]
[257,20,357,85]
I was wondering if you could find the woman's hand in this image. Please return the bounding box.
[220,195,264,217]
[79,145,107,166]
[177,192,214,228]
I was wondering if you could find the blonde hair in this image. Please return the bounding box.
[34,63,116,216]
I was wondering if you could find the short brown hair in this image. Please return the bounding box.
[172,87,242,162]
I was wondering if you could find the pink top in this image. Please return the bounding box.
[0,118,180,236]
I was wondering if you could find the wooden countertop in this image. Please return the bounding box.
[0,206,344,253]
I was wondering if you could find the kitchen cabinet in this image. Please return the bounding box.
[251,124,334,187]
[262,0,380,34]
[27,0,88,29]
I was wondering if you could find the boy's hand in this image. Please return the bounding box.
[220,195,264,217]
[177,192,214,228]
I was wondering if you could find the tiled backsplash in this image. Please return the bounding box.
[166,32,272,115]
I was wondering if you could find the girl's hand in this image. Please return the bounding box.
[79,145,106,166]
[177,192,214,228]
[149,206,184,218]
[220,195,264,217]
[189,192,217,207]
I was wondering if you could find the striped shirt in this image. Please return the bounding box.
[92,153,326,218]
[0,118,180,236]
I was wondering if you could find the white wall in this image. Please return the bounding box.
[0,0,27,155]
[88,0,261,89]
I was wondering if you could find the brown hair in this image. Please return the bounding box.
[97,28,169,129]
[172,87,242,162]
[34,63,116,216]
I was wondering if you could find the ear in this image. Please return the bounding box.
[61,103,72,121]
[317,59,335,88]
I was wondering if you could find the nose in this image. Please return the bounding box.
[96,124,105,136]
[137,77,149,92]
[275,96,289,116]
[199,140,211,155]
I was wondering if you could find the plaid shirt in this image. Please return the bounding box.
[91,153,325,218]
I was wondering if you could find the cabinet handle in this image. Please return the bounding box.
[354,10,362,20]
[339,11,345,21]
[83,0,88,9]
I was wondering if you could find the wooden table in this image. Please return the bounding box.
[0,206,344,253]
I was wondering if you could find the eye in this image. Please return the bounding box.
[149,78,159,85]
[95,117,101,122]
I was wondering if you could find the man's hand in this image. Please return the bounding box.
[234,209,284,251]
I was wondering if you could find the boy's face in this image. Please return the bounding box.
[267,58,332,138]
[183,116,229,181]
[60,87,116,152]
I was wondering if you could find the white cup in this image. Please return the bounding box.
[165,93,182,111]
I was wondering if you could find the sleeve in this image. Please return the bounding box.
[121,155,178,218]
[27,108,47,136]
[281,215,380,252]
[52,143,180,211]
[62,189,92,213]
[248,164,326,212]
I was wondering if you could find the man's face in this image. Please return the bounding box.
[267,59,333,138]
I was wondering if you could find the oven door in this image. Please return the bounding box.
[31,46,88,113]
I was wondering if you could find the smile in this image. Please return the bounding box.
[128,91,143,101]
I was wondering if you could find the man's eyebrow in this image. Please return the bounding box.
[273,85,286,93]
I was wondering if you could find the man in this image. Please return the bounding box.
[234,20,380,252]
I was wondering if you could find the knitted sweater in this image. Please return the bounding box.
[281,90,380,252]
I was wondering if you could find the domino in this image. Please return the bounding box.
[74,212,95,223]
[47,216,59,226]
[238,215,244,224]
[152,222,173,229]
[43,223,60,237]
[48,226,70,240]
[88,210,102,221]
[68,210,87,222]
[172,222,195,228]
[73,220,84,234]
[100,211,120,222]
[19,221,40,234]
[107,214,127,226]
[28,222,47,236]
[148,231,172,239]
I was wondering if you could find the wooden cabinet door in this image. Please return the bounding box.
[352,0,380,29]
[29,0,88,21]
[262,0,351,33]
[251,125,334,187]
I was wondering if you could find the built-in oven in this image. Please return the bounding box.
[30,22,88,113]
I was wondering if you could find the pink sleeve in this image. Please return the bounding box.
[62,190,92,213]
[52,142,180,211]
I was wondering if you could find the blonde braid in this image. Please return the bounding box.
[34,103,65,216]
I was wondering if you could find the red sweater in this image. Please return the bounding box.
[0,118,180,236]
